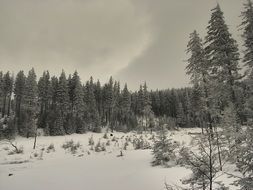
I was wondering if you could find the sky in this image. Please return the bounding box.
[0,0,244,90]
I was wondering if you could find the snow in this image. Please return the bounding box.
[0,128,238,190]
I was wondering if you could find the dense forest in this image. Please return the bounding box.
[0,67,196,137]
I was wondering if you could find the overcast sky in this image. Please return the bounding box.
[0,0,244,90]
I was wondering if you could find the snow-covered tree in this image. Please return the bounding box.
[84,78,100,132]
[241,0,253,76]
[22,68,38,137]
[14,71,26,134]
[205,4,241,109]
[235,125,253,190]
[152,128,177,166]
[180,132,227,190]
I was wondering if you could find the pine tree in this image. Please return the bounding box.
[103,76,114,128]
[111,81,120,130]
[142,82,153,131]
[241,0,253,75]
[186,30,212,133]
[1,72,13,117]
[120,84,131,126]
[137,85,144,118]
[205,4,241,108]
[71,71,86,133]
[52,70,69,135]
[176,102,186,127]
[94,80,103,117]
[84,78,100,132]
[152,128,177,166]
[0,71,3,117]
[22,68,38,137]
[37,71,52,133]
[14,71,26,134]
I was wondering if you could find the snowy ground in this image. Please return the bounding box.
[0,128,238,190]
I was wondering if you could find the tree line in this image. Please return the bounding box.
[0,68,198,138]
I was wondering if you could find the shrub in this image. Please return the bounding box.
[94,141,106,152]
[8,146,24,155]
[133,136,151,150]
[47,143,55,153]
[106,140,110,146]
[103,133,108,139]
[88,135,95,146]
[62,140,81,154]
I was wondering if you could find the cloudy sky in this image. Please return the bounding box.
[0,0,244,90]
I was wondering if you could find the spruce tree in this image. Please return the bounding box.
[152,128,177,166]
[71,71,86,133]
[241,0,253,75]
[120,84,131,127]
[94,80,103,117]
[142,82,153,131]
[0,72,3,116]
[84,78,100,132]
[103,76,114,128]
[37,71,52,133]
[52,70,69,135]
[205,4,241,108]
[14,71,26,133]
[22,68,38,137]
[2,72,13,117]
[186,30,207,131]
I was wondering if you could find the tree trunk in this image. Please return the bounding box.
[33,128,37,149]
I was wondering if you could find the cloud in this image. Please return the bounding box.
[0,0,244,90]
[115,0,243,90]
[0,0,150,82]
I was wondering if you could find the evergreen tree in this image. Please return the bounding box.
[142,82,153,131]
[71,71,86,133]
[2,72,13,117]
[111,81,120,130]
[84,78,100,132]
[205,4,241,108]
[152,128,177,166]
[94,80,103,117]
[22,68,38,137]
[37,71,52,133]
[14,71,26,133]
[241,0,253,75]
[120,84,131,126]
[186,30,212,132]
[103,76,114,127]
[0,71,3,116]
[52,70,69,135]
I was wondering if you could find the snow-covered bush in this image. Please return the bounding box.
[123,141,129,150]
[88,135,95,146]
[62,140,81,154]
[106,140,110,146]
[133,135,151,150]
[94,141,106,152]
[111,136,117,142]
[103,133,108,139]
[46,143,55,153]
[152,129,177,166]
[7,144,24,155]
